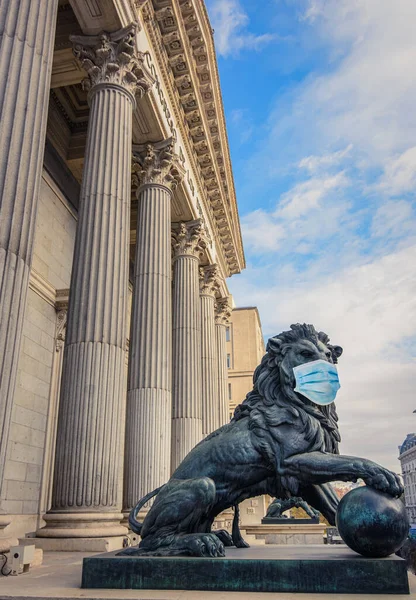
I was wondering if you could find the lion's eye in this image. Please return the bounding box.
[300,349,314,358]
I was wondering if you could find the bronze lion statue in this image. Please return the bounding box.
[125,323,402,557]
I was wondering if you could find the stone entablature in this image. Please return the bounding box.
[141,0,245,276]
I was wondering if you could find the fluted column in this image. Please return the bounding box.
[199,265,220,436]
[215,297,232,427]
[171,220,207,470]
[123,140,184,513]
[37,27,154,541]
[0,1,58,549]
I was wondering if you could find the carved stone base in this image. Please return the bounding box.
[22,535,126,553]
[245,523,327,545]
[36,512,127,539]
[0,513,18,553]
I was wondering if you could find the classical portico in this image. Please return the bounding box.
[0,0,245,551]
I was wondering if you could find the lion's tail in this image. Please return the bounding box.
[128,486,163,535]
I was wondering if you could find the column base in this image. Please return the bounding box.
[0,513,19,553]
[36,511,128,538]
[21,535,126,553]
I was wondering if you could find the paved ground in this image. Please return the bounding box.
[0,550,414,600]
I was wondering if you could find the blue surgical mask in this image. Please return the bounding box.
[293,359,340,406]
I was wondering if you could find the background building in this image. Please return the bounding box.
[399,433,416,525]
[0,0,245,552]
[226,307,267,525]
[226,307,265,419]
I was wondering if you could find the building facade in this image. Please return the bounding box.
[227,307,265,419]
[399,434,416,525]
[0,0,245,552]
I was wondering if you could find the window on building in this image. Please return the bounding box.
[226,326,231,342]
[227,353,231,368]
[228,383,232,400]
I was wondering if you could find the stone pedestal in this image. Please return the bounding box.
[36,27,153,548]
[199,265,220,436]
[0,0,58,551]
[215,297,232,426]
[81,546,409,594]
[123,140,184,513]
[244,522,327,545]
[171,220,206,470]
[0,512,18,554]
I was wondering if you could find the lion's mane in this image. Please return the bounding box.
[232,323,341,489]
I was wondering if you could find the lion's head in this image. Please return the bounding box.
[233,324,343,466]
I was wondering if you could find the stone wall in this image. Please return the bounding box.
[0,172,76,538]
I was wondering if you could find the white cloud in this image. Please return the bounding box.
[278,172,348,218]
[298,145,353,173]
[377,146,416,196]
[370,200,415,240]
[208,0,275,57]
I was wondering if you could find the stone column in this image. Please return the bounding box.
[37,27,153,548]
[171,220,207,470]
[123,140,184,514]
[199,265,220,437]
[0,0,58,551]
[215,298,232,427]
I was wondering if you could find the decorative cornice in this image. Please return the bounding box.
[172,219,207,260]
[215,297,232,326]
[132,138,185,190]
[141,1,245,276]
[199,264,220,297]
[70,24,155,102]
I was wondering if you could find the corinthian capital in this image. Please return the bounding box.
[215,297,232,326]
[70,24,154,101]
[199,264,220,297]
[132,138,185,191]
[172,219,207,260]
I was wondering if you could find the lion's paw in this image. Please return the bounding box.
[364,466,403,497]
[189,533,225,557]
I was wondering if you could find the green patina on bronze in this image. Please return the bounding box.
[81,546,410,594]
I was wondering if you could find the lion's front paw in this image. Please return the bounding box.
[364,465,403,497]
[190,533,225,557]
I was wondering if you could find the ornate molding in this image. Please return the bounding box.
[29,270,56,307]
[199,264,220,298]
[55,309,67,353]
[132,138,185,190]
[70,24,155,102]
[172,219,207,260]
[215,297,232,326]
[141,0,245,275]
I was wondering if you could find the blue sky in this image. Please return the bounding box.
[205,0,416,472]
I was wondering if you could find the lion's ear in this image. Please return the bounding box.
[331,345,343,360]
[267,337,282,355]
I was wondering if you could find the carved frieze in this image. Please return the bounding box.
[172,219,207,260]
[70,25,154,100]
[199,264,220,298]
[132,138,185,190]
